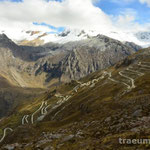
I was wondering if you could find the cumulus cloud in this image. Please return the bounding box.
[0,0,113,31]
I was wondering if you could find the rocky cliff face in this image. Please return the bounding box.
[0,34,140,88]
[35,35,138,83]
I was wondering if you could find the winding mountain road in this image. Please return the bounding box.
[0,128,13,143]
[41,101,48,115]
[25,115,29,124]
[73,85,79,92]
[107,72,119,83]
[44,104,51,114]
[22,115,30,125]
[31,101,45,124]
[119,71,135,89]
[138,62,150,68]
[105,71,131,89]
[22,115,26,125]
[76,80,82,85]
[126,67,144,76]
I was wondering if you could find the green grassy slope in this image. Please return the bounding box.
[1,48,150,149]
[0,75,46,119]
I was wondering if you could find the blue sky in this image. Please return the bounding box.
[96,0,150,24]
[33,22,65,33]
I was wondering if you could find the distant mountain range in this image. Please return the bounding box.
[1,28,150,47]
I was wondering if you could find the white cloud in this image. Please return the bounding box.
[112,8,140,32]
[0,0,113,31]
[139,0,150,6]
[0,0,149,40]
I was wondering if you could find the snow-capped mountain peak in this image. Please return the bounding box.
[1,28,150,47]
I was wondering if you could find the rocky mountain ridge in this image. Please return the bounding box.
[0,34,140,88]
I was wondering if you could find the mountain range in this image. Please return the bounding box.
[0,33,141,89]
[0,30,150,150]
